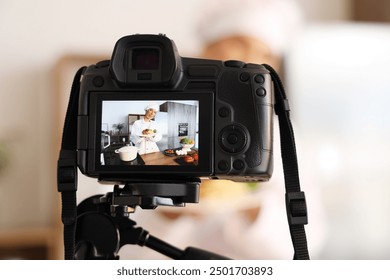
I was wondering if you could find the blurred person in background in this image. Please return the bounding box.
[121,0,325,259]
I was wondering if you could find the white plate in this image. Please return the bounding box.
[139,133,156,138]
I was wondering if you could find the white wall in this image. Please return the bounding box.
[102,101,158,134]
[285,23,390,259]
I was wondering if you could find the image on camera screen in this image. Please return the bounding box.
[100,100,199,166]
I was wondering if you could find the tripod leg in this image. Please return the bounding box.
[144,234,183,259]
[117,220,183,259]
[118,221,229,259]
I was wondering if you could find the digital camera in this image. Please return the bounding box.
[77,34,274,183]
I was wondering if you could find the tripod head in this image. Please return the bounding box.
[102,179,201,216]
[75,181,230,260]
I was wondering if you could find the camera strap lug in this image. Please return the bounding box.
[274,98,290,115]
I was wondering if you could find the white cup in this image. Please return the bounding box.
[115,145,138,161]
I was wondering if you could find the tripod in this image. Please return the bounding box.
[74,181,230,260]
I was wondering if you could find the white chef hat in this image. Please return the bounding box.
[196,0,304,55]
[144,102,159,112]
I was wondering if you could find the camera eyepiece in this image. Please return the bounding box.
[110,34,181,86]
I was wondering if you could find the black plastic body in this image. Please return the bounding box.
[77,34,273,183]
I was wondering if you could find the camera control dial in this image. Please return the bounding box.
[218,124,248,154]
[224,60,245,68]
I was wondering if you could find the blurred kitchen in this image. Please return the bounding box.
[1,0,390,259]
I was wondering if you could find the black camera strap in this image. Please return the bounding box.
[263,64,310,260]
[57,64,309,260]
[57,66,86,260]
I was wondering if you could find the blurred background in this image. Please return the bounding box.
[1,0,390,259]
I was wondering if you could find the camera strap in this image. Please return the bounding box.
[263,64,310,260]
[57,66,86,260]
[57,64,309,260]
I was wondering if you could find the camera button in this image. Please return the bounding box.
[244,63,262,69]
[218,160,230,171]
[224,60,245,68]
[227,134,239,145]
[218,107,230,118]
[240,72,250,82]
[93,76,104,87]
[254,74,265,84]
[233,159,245,171]
[256,87,266,97]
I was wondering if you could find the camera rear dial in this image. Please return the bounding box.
[218,124,249,154]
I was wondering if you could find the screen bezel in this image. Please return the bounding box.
[88,91,214,176]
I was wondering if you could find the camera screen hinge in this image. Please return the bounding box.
[274,98,290,115]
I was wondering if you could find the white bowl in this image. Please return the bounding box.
[180,143,194,151]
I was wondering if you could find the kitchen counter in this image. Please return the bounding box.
[103,146,197,166]
[141,151,181,165]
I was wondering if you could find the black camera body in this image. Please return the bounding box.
[77,34,273,183]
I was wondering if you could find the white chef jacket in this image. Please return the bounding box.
[130,118,162,155]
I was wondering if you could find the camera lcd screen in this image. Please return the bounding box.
[92,92,213,175]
